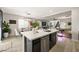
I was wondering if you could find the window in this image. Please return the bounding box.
[18,19,29,29]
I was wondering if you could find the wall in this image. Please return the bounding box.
[3,13,26,36]
[72,8,79,40]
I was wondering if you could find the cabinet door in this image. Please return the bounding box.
[41,35,49,52]
[32,39,41,52]
[49,32,57,49]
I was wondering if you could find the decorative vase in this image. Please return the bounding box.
[32,28,37,34]
[4,32,9,38]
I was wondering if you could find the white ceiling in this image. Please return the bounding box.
[0,7,72,19]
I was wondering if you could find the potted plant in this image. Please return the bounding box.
[2,21,10,38]
[32,21,39,33]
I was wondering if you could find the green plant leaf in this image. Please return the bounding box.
[2,21,10,33]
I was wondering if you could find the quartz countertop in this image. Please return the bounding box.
[21,28,58,40]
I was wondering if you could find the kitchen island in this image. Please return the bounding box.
[21,28,58,52]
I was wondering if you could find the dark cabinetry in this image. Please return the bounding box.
[32,35,49,52]
[24,32,57,52]
[49,32,57,49]
[32,39,41,52]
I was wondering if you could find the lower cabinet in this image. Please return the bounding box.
[49,32,57,49]
[32,39,41,52]
[24,32,57,52]
[32,35,49,52]
[41,35,49,52]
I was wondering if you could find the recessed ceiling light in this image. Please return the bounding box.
[27,12,31,15]
[25,12,31,15]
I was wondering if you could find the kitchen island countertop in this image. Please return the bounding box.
[21,28,58,40]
